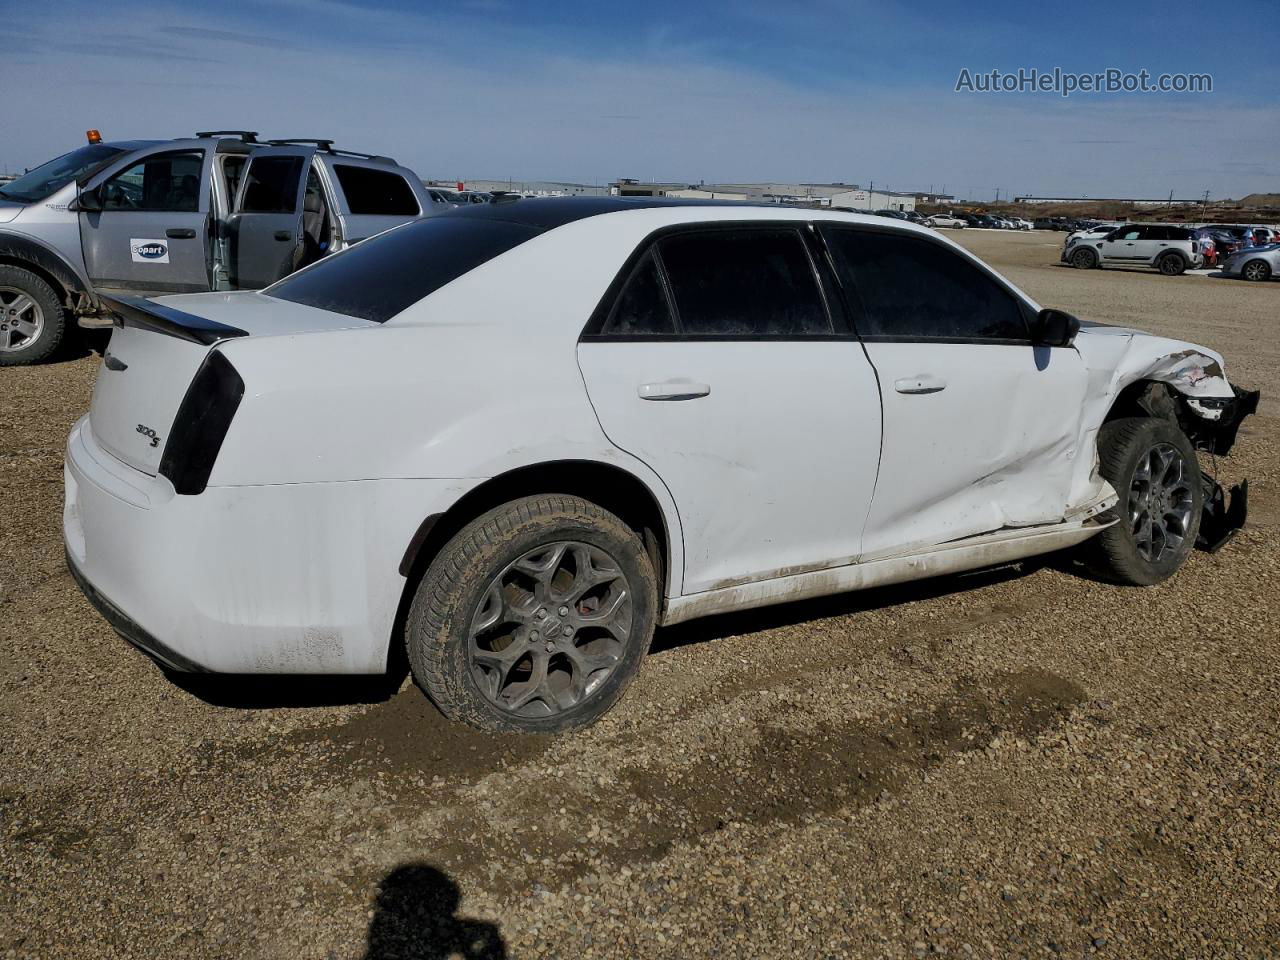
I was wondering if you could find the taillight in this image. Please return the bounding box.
[158,350,245,495]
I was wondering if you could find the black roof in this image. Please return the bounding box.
[443,195,779,230]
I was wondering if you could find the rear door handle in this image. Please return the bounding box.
[165,228,196,239]
[894,375,947,395]
[638,380,711,401]
[273,230,293,242]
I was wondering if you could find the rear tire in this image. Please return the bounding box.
[1082,417,1202,586]
[1070,248,1097,269]
[406,495,659,734]
[0,266,66,366]
[1157,253,1186,276]
[1241,259,1272,282]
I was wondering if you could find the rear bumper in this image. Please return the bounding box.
[64,415,479,674]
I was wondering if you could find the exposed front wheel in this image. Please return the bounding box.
[406,495,659,733]
[0,266,66,366]
[1070,248,1097,269]
[1082,417,1202,585]
[1241,259,1272,282]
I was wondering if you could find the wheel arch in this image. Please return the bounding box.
[0,232,91,311]
[392,458,680,659]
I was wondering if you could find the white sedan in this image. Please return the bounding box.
[65,200,1258,733]
[926,213,967,229]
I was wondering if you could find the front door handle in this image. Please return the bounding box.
[273,230,293,242]
[638,380,711,401]
[894,375,947,395]
[166,228,196,239]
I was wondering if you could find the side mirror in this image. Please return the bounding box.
[71,186,102,212]
[1033,308,1079,348]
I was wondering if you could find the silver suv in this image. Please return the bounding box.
[1063,223,1202,276]
[0,132,436,365]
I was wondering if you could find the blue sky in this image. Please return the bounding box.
[1,0,1276,198]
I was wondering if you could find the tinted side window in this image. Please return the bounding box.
[102,150,203,212]
[600,251,675,335]
[240,156,304,213]
[657,229,831,337]
[826,229,1027,341]
[334,165,420,216]
[267,216,540,323]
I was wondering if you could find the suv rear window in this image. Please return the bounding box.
[334,165,420,216]
[266,216,540,322]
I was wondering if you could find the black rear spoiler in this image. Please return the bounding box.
[101,295,248,346]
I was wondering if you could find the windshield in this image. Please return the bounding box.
[0,144,126,203]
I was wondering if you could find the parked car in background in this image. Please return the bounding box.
[1219,243,1279,281]
[904,210,929,225]
[1065,223,1201,275]
[0,131,436,365]
[453,191,492,204]
[64,198,1257,733]
[1009,217,1032,231]
[1064,222,1122,247]
[1033,218,1056,230]
[873,209,909,219]
[927,213,967,229]
[425,188,467,208]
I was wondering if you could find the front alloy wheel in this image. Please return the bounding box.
[1242,260,1271,282]
[1082,417,1202,585]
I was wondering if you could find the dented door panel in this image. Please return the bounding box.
[859,341,1089,560]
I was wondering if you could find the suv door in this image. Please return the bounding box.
[1098,225,1152,263]
[576,225,883,595]
[78,145,214,295]
[227,145,313,289]
[822,225,1089,559]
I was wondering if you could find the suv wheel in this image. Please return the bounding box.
[1082,417,1202,586]
[1241,259,1272,282]
[0,266,66,366]
[1157,253,1186,276]
[1070,248,1097,269]
[406,494,659,733]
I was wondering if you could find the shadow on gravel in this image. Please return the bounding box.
[652,559,1046,655]
[364,862,506,960]
[171,668,408,709]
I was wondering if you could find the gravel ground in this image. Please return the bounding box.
[2,230,1277,959]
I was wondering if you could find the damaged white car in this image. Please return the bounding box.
[64,200,1259,733]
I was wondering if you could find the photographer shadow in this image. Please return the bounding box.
[364,863,506,960]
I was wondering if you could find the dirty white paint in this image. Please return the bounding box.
[66,205,1248,673]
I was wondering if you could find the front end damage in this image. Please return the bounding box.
[1128,371,1259,553]
[1074,328,1261,555]
[1185,385,1260,552]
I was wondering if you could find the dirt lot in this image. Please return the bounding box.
[2,230,1278,959]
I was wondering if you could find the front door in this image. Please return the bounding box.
[821,225,1089,560]
[227,146,313,289]
[1098,225,1155,263]
[577,225,883,595]
[79,146,213,295]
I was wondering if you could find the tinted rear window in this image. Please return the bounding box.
[266,216,541,322]
[334,165,420,216]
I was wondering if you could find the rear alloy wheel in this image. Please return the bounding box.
[406,495,659,733]
[0,266,66,366]
[1070,248,1097,269]
[1082,417,1202,585]
[1157,253,1186,276]
[1241,259,1272,282]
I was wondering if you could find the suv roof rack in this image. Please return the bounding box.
[266,139,397,165]
[195,130,259,142]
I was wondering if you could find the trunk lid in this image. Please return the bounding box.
[89,292,371,475]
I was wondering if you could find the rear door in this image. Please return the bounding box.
[577,224,883,595]
[822,224,1089,560]
[227,145,313,289]
[79,145,214,295]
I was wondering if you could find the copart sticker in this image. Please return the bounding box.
[130,239,169,264]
